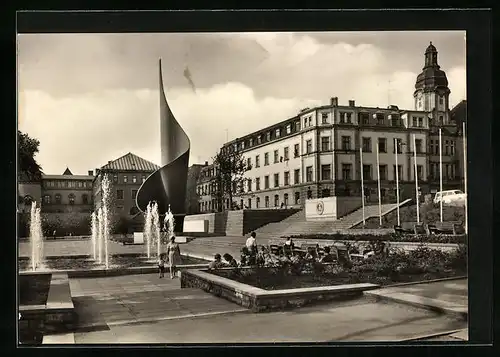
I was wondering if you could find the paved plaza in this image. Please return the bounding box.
[18,237,244,259]
[20,238,468,343]
[65,273,467,343]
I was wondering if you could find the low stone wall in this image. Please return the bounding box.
[243,209,300,236]
[44,273,75,334]
[184,209,300,236]
[184,212,228,235]
[19,273,75,343]
[181,268,379,312]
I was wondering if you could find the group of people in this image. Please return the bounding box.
[206,232,340,270]
[157,236,181,279]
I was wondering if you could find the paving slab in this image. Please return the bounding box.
[74,298,466,343]
[365,278,468,320]
[70,273,247,331]
[67,268,468,343]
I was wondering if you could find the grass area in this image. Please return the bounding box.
[353,204,465,229]
[18,255,208,271]
[19,274,51,305]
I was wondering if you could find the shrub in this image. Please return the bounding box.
[288,232,467,244]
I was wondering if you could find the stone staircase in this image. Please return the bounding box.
[254,199,412,239]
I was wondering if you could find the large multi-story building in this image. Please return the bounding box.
[40,168,94,213]
[196,42,465,213]
[196,162,220,213]
[18,168,94,214]
[93,152,159,216]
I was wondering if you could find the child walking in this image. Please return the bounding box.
[158,253,166,278]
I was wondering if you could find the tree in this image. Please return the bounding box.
[212,144,250,211]
[18,130,43,181]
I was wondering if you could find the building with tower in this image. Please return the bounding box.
[196,42,466,213]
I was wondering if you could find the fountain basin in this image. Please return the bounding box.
[18,254,209,272]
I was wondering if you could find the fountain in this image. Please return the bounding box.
[101,175,111,269]
[151,202,161,257]
[97,207,103,265]
[144,202,153,259]
[29,202,44,271]
[91,211,97,260]
[164,204,175,240]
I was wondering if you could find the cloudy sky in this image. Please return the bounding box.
[18,31,466,175]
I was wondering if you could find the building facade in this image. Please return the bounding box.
[93,153,159,216]
[40,168,94,213]
[196,162,220,213]
[196,42,465,213]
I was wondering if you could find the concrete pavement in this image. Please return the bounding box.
[65,273,467,344]
[366,279,468,321]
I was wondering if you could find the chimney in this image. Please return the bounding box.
[88,170,93,176]
[205,161,208,166]
[330,97,338,106]
[349,100,355,107]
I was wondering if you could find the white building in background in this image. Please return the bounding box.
[197,42,465,213]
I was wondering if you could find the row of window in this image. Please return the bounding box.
[44,180,92,189]
[229,111,432,154]
[42,193,90,205]
[115,189,138,200]
[243,164,425,192]
[199,192,303,212]
[429,139,456,156]
[198,161,455,197]
[246,138,428,171]
[111,175,146,185]
[429,163,457,180]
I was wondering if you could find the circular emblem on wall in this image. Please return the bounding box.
[316,201,324,215]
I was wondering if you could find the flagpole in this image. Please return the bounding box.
[360,147,365,226]
[439,128,443,222]
[463,122,468,234]
[376,143,382,226]
[413,134,420,223]
[395,138,400,226]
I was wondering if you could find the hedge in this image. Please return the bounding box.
[287,232,467,244]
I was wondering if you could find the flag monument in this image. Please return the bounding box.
[376,143,382,226]
[359,147,366,226]
[413,134,420,223]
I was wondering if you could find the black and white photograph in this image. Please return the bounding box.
[17,11,486,346]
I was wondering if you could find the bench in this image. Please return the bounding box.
[428,221,464,235]
[269,244,283,255]
[394,222,425,234]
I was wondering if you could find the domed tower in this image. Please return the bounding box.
[414,42,451,125]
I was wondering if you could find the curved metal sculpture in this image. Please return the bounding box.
[135,59,191,214]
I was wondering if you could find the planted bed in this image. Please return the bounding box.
[182,245,467,312]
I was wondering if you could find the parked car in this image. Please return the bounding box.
[433,190,467,205]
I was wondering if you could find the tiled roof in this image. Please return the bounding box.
[100,152,160,172]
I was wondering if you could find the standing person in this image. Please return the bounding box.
[166,236,181,279]
[283,237,295,256]
[245,232,258,265]
[158,253,166,278]
[246,232,258,254]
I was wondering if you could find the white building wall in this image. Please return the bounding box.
[241,134,302,193]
